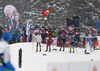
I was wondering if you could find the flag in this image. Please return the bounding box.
[68,26,74,31]
[42,8,52,16]
[26,21,30,42]
[68,26,75,34]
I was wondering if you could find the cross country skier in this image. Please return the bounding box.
[59,30,69,51]
[34,29,42,52]
[69,36,76,53]
[45,36,54,52]
[0,30,15,71]
[84,29,95,52]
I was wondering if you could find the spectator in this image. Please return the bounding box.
[18,29,24,42]
[66,16,72,27]
[93,19,100,31]
[57,27,61,47]
[23,24,27,42]
[19,29,23,42]
[72,16,79,27]
[29,29,33,42]
[41,30,47,43]
[53,28,57,38]
[15,27,20,42]
[11,31,16,43]
[8,26,13,44]
[74,32,80,47]
[35,23,40,29]
[74,32,80,42]
[2,28,10,42]
[0,25,2,38]
[23,24,26,34]
[47,25,53,37]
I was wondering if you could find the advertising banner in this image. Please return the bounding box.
[48,62,69,71]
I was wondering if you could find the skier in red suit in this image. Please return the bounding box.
[45,36,54,52]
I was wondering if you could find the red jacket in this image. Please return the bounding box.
[48,32,53,37]
[46,37,54,46]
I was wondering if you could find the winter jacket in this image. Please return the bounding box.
[23,27,26,35]
[53,30,57,37]
[15,30,20,40]
[93,19,100,28]
[8,30,13,40]
[66,18,72,27]
[74,34,80,42]
[11,34,16,41]
[47,37,54,45]
[70,37,76,43]
[0,40,15,71]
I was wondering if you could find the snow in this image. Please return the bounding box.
[88,3,94,7]
[9,42,100,71]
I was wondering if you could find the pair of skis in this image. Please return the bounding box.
[84,49,95,54]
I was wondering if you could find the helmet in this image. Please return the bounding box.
[2,32,10,41]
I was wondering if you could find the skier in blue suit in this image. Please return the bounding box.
[69,36,77,53]
[0,31,15,71]
[84,29,94,52]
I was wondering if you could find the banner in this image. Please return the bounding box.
[69,62,89,71]
[48,62,69,71]
[26,21,30,42]
[48,61,100,71]
[90,61,100,71]
[4,5,21,29]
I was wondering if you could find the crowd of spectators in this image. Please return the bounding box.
[0,23,81,48]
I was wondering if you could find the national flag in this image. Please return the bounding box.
[42,8,52,16]
[68,26,74,31]
[68,26,75,34]
[26,21,30,42]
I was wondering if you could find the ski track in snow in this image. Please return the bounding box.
[9,42,100,71]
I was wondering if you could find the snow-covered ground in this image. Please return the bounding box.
[9,42,100,71]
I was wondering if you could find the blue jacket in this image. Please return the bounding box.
[8,30,13,40]
[2,32,10,41]
[93,19,100,28]
[15,30,20,40]
[70,37,76,43]
[11,34,16,41]
[0,61,15,71]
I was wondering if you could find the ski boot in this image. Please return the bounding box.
[73,51,74,53]
[45,50,48,52]
[84,50,86,53]
[63,48,65,51]
[49,49,51,52]
[59,48,62,51]
[39,48,41,52]
[45,48,48,52]
[62,49,65,51]
[94,46,95,50]
[59,49,61,51]
[36,48,38,52]
[69,50,71,53]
